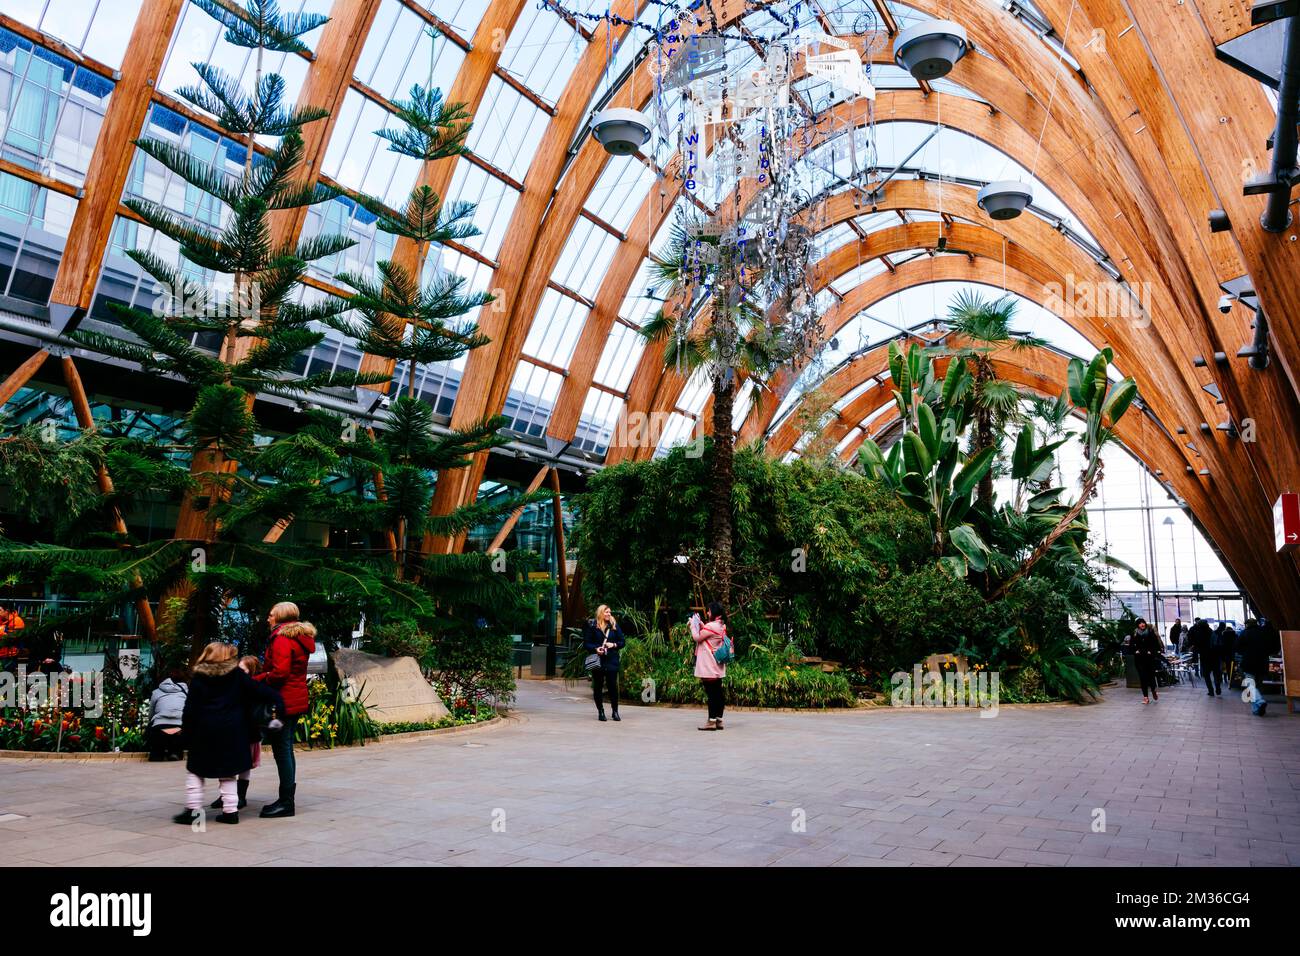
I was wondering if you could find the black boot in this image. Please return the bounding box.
[597,708,607,721]
[259,784,295,818]
[210,780,249,811]
[611,709,621,721]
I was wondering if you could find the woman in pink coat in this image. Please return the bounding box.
[690,601,729,731]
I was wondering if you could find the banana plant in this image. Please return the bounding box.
[886,340,943,433]
[994,348,1138,598]
[860,347,997,578]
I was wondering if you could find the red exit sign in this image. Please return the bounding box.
[1277,493,1300,553]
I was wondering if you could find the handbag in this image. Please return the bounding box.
[584,652,603,673]
[713,635,735,665]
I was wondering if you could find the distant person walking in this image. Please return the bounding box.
[1216,622,1237,685]
[1169,618,1184,654]
[690,602,731,730]
[1191,618,1222,697]
[253,603,315,818]
[174,642,282,826]
[1206,621,1227,697]
[1131,618,1162,704]
[1238,619,1271,687]
[583,605,625,722]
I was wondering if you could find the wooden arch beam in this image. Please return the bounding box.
[421,0,646,555]
[358,0,529,387]
[762,258,1092,458]
[634,177,1214,478]
[1034,0,1300,602]
[544,42,1106,448]
[744,251,1088,444]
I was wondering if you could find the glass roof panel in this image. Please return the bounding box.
[594,320,646,393]
[504,360,564,437]
[575,388,624,455]
[410,1,488,37]
[653,411,697,458]
[830,258,888,295]
[355,0,464,101]
[499,2,584,106]
[677,368,711,417]
[157,1,330,127]
[586,158,656,233]
[523,288,588,369]
[465,78,549,182]
[551,218,620,300]
[448,158,519,261]
[5,0,143,68]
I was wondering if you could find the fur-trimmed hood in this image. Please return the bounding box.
[192,658,238,677]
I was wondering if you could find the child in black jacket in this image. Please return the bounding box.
[174,642,283,826]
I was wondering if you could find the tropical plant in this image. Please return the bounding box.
[640,214,819,603]
[332,26,491,399]
[993,348,1137,597]
[932,291,1044,504]
[858,343,997,577]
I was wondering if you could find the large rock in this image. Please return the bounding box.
[330,649,449,725]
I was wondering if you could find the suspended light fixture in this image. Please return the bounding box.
[591,107,652,156]
[977,180,1034,220]
[893,20,969,80]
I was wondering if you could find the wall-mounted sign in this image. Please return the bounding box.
[1275,492,1299,552]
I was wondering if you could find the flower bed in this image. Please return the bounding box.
[0,680,149,754]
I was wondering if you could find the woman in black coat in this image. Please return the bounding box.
[1131,619,1163,705]
[174,641,283,825]
[583,604,625,722]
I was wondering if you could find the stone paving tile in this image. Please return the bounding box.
[2,679,1298,866]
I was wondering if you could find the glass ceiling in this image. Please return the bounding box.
[1,0,1126,461]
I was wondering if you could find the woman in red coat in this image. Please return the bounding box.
[253,602,315,818]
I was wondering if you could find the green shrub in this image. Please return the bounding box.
[573,443,1114,705]
[609,628,856,709]
[428,626,516,709]
[363,619,432,660]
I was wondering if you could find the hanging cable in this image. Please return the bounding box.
[1029,0,1078,182]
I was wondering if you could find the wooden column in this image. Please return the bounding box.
[549,467,570,633]
[60,356,158,643]
[486,464,551,553]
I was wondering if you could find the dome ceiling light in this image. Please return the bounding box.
[893,20,970,80]
[590,107,652,156]
[977,181,1034,220]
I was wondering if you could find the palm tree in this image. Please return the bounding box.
[934,291,1044,507]
[639,220,787,602]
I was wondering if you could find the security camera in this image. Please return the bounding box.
[1218,294,1234,314]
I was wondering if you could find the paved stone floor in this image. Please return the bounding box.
[2,679,1299,867]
